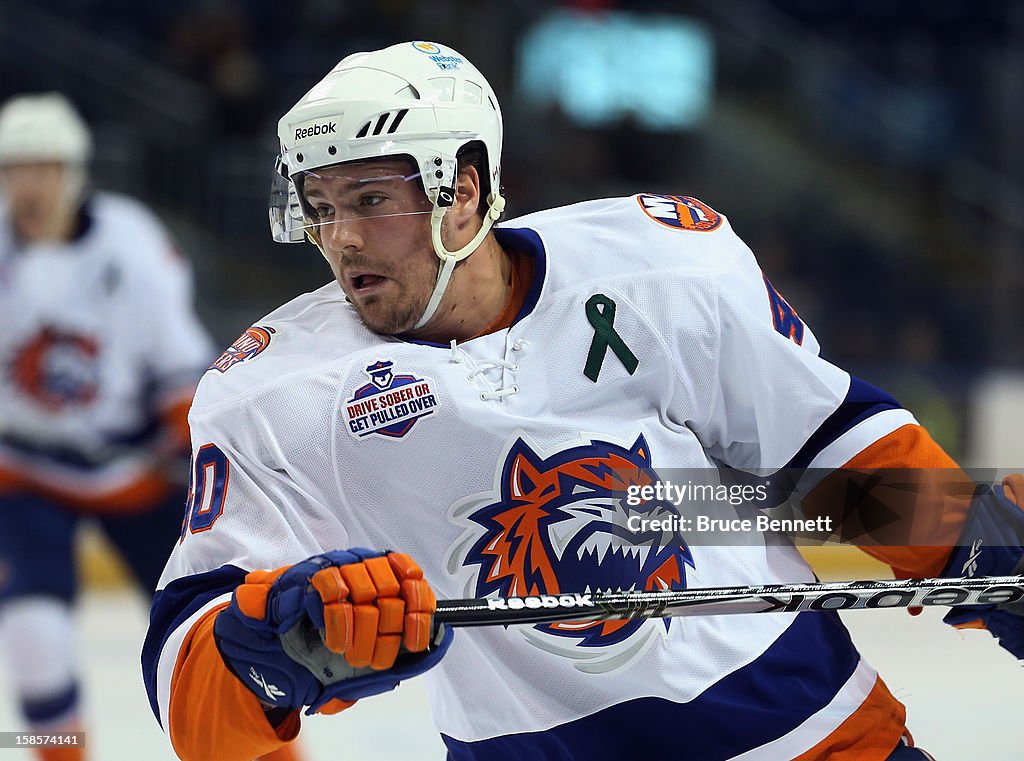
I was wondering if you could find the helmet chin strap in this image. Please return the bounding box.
[413,191,506,330]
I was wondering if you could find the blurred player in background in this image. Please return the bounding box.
[0,92,215,761]
[144,43,1024,760]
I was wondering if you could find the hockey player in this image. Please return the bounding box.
[0,93,216,761]
[143,43,1024,760]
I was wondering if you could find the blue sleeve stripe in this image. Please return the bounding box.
[786,376,904,471]
[442,611,860,761]
[141,565,247,725]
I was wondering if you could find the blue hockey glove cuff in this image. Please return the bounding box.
[941,476,1024,658]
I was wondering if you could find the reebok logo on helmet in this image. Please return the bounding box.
[294,121,337,141]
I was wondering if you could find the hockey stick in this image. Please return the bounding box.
[433,575,1024,628]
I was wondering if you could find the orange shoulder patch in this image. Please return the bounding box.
[636,194,721,231]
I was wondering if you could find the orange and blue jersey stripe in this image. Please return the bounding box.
[785,376,907,471]
[778,375,970,578]
[143,566,303,759]
[441,611,904,760]
[142,565,247,727]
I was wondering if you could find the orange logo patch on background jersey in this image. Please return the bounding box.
[637,193,722,231]
[10,326,100,410]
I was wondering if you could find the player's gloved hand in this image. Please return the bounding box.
[213,548,453,715]
[941,475,1024,658]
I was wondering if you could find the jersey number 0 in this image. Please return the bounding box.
[181,443,230,539]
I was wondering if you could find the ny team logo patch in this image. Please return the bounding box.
[344,360,438,439]
[446,434,694,673]
[637,194,722,231]
[210,326,276,373]
[11,326,100,410]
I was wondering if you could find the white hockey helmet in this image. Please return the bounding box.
[0,92,92,166]
[271,41,506,330]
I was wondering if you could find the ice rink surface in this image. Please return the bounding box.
[0,589,1022,760]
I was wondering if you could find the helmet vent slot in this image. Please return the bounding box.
[387,109,408,134]
[355,109,411,138]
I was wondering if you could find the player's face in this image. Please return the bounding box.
[0,161,77,241]
[302,160,437,335]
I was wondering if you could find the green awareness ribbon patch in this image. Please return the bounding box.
[583,294,639,382]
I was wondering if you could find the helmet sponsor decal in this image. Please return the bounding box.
[412,41,442,55]
[210,326,276,372]
[636,194,722,232]
[344,360,438,439]
[410,41,464,71]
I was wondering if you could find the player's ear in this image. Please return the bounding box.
[448,164,483,230]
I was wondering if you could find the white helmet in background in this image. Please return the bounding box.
[0,92,92,166]
[271,41,506,329]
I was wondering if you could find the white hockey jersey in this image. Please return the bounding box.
[147,194,918,759]
[0,192,214,505]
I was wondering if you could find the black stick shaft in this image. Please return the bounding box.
[434,575,1024,628]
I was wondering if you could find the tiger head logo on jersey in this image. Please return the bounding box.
[209,325,276,373]
[446,434,694,673]
[10,326,100,410]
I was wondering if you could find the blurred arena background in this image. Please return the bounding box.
[1,0,1023,758]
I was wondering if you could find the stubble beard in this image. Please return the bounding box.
[338,238,439,336]
[343,279,428,336]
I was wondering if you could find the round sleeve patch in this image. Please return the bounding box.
[636,194,722,231]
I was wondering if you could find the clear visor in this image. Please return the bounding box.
[269,160,434,244]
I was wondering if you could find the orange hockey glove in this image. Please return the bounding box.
[214,548,452,715]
